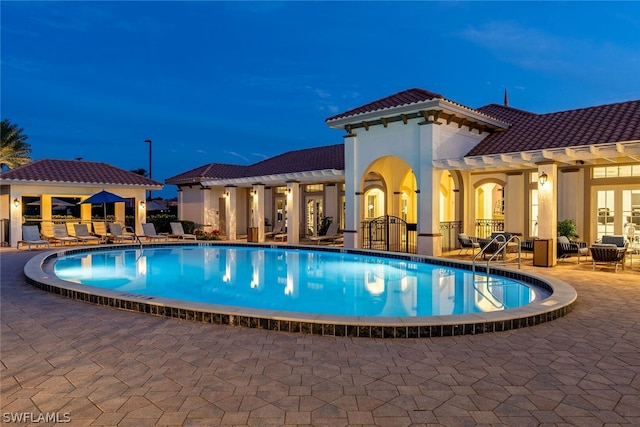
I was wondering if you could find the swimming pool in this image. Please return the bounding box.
[25,243,577,337]
[52,245,547,317]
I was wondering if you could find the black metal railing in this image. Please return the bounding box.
[475,219,505,239]
[360,215,417,254]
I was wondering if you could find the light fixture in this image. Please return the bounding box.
[539,171,548,186]
[139,200,146,209]
[224,191,230,198]
[286,188,292,195]
[250,189,256,197]
[13,198,20,208]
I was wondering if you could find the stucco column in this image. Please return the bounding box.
[252,184,266,242]
[225,186,237,241]
[504,172,524,235]
[537,163,558,264]
[9,192,23,248]
[343,133,359,248]
[286,182,300,244]
[416,121,441,256]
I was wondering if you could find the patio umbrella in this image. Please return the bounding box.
[80,190,129,221]
[145,200,166,211]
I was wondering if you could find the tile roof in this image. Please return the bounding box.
[165,144,345,185]
[469,100,640,156]
[0,159,163,187]
[325,88,444,122]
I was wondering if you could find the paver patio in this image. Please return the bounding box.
[1,247,639,426]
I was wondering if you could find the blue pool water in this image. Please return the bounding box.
[53,246,549,317]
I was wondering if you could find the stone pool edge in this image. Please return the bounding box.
[23,242,577,338]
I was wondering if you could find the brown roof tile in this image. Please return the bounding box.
[469,100,640,156]
[0,159,163,187]
[165,144,344,185]
[325,88,444,122]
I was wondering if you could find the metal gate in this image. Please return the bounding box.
[360,215,417,254]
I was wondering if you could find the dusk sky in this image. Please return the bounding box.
[3,1,640,198]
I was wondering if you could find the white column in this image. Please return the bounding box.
[416,121,442,256]
[225,187,237,241]
[252,184,266,242]
[343,133,359,248]
[9,192,23,248]
[504,172,524,235]
[286,182,300,244]
[537,163,558,264]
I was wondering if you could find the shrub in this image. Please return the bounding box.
[557,219,578,240]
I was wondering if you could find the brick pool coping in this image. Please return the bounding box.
[23,242,577,338]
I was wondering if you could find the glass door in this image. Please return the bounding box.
[306,196,323,237]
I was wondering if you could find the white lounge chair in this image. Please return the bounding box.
[74,224,102,245]
[169,222,197,240]
[308,222,341,245]
[92,222,111,243]
[109,223,136,243]
[265,221,284,239]
[141,223,168,242]
[17,225,50,250]
[52,224,78,246]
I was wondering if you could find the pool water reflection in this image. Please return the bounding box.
[53,246,549,317]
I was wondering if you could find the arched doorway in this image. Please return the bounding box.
[474,179,505,238]
[359,157,418,252]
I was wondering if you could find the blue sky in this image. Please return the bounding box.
[3,1,640,199]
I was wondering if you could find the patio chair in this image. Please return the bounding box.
[141,223,168,242]
[308,222,341,245]
[265,221,284,239]
[52,224,78,246]
[169,222,197,240]
[601,235,628,249]
[92,222,111,242]
[590,244,627,272]
[457,233,480,255]
[557,235,588,264]
[17,225,51,250]
[109,223,136,243]
[74,223,102,245]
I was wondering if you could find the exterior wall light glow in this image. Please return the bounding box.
[539,171,548,186]
[13,198,20,208]
[224,191,230,198]
[139,201,146,209]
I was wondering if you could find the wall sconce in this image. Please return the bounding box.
[139,200,146,209]
[250,189,256,197]
[539,171,548,186]
[13,198,20,208]
[224,191,230,198]
[286,188,292,195]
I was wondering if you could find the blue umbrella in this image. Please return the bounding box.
[80,190,129,221]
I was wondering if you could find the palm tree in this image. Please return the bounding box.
[1,119,32,170]
[130,168,148,177]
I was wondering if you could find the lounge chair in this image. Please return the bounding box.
[109,223,136,243]
[141,223,168,242]
[457,233,480,255]
[265,221,285,239]
[17,225,51,250]
[590,244,627,272]
[52,224,78,246]
[92,222,111,242]
[601,235,628,249]
[308,222,341,245]
[557,235,588,263]
[169,222,197,240]
[74,223,102,245]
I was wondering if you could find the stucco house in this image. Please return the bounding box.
[166,88,640,266]
[1,159,162,247]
